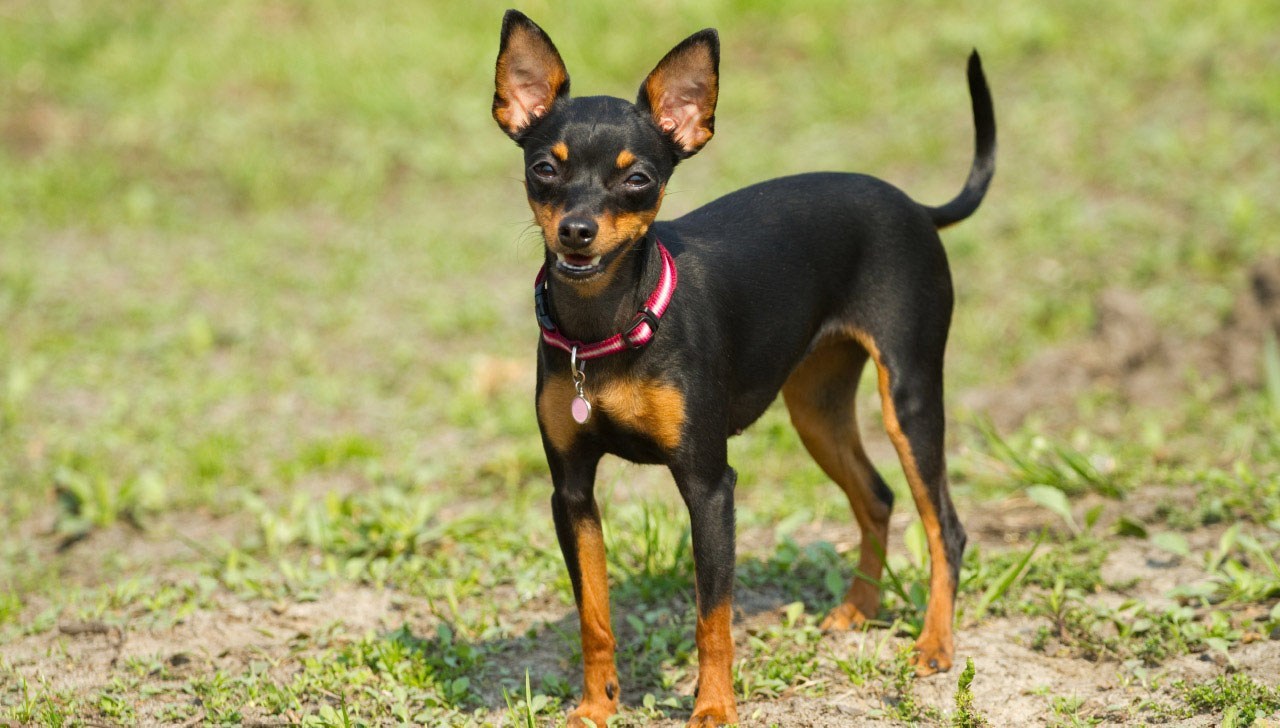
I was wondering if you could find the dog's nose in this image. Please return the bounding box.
[558,217,597,249]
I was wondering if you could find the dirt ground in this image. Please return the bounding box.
[963,257,1280,431]
[4,260,1280,725]
[6,508,1278,726]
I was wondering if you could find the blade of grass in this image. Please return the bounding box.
[972,530,1045,621]
[524,669,537,728]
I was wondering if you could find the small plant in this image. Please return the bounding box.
[833,624,896,687]
[1048,693,1098,727]
[883,646,940,723]
[503,670,551,728]
[952,657,987,727]
[52,466,167,540]
[1208,527,1280,604]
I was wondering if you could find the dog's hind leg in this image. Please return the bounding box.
[782,340,895,630]
[852,324,966,676]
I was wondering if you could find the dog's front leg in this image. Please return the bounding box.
[548,452,620,726]
[672,455,739,727]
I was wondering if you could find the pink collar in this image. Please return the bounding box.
[533,240,678,359]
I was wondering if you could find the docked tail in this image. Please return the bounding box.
[926,51,996,229]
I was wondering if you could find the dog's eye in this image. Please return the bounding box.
[531,162,558,179]
[624,172,651,189]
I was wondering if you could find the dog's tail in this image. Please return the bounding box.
[925,50,996,229]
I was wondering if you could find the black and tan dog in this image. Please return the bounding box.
[492,10,995,726]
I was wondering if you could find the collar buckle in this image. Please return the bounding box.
[625,307,661,348]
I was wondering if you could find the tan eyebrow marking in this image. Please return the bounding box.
[551,141,569,161]
[615,149,636,168]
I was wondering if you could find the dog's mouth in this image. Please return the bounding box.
[554,252,605,279]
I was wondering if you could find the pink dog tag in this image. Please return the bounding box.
[571,395,591,424]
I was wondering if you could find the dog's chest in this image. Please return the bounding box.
[537,372,686,456]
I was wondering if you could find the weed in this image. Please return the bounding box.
[1175,674,1280,726]
[343,624,481,706]
[618,606,695,693]
[95,688,135,723]
[608,501,693,602]
[883,646,940,723]
[1048,694,1099,727]
[974,420,1123,499]
[966,530,1045,621]
[1021,537,1110,593]
[52,466,166,539]
[736,602,826,700]
[952,657,987,727]
[0,676,77,727]
[503,670,551,728]
[1031,576,1244,666]
[833,625,897,687]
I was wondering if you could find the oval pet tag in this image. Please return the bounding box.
[571,395,591,424]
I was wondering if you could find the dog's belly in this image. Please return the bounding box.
[725,384,786,436]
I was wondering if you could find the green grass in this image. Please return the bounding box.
[1173,674,1280,727]
[3,0,1280,725]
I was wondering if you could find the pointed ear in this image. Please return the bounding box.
[636,29,719,157]
[493,10,570,140]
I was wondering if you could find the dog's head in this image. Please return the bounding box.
[493,10,718,288]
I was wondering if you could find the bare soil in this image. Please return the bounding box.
[963,256,1280,431]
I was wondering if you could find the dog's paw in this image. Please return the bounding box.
[912,633,954,676]
[687,701,738,727]
[819,597,879,631]
[568,699,617,727]
[820,604,868,631]
[820,581,881,631]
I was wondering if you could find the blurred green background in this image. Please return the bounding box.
[4,0,1275,518]
[2,1,1278,724]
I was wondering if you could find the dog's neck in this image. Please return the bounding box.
[545,233,662,347]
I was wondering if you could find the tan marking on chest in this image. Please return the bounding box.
[597,378,685,451]
[538,374,686,453]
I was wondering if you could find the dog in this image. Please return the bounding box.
[492,10,995,725]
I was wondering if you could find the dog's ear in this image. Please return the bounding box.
[636,29,719,158]
[493,10,570,141]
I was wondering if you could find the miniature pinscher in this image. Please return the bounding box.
[492,10,995,726]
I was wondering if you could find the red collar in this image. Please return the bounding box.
[533,240,678,359]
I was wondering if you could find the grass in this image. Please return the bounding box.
[3,0,1280,725]
[1173,674,1280,727]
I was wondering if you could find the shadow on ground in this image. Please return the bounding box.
[374,539,893,720]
